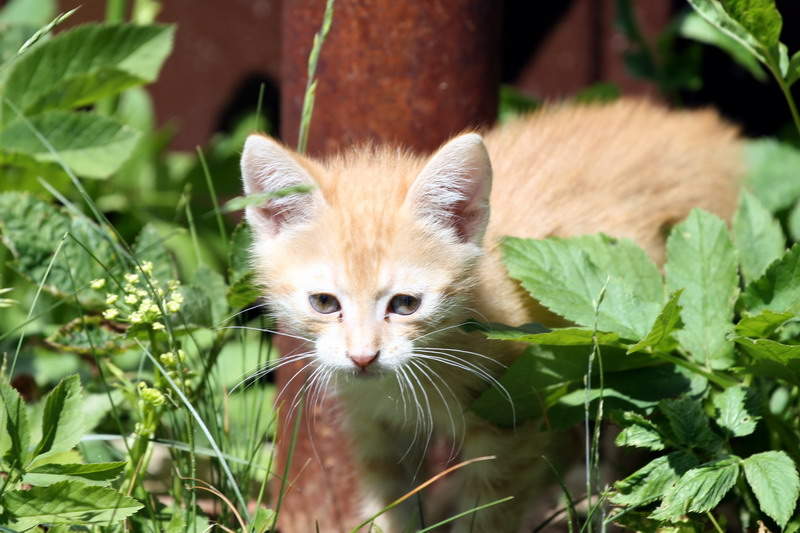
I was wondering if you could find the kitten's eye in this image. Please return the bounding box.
[309,293,341,314]
[388,294,421,316]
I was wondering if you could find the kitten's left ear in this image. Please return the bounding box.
[406,133,492,244]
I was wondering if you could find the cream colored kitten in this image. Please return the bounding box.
[240,99,741,532]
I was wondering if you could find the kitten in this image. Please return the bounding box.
[240,99,741,532]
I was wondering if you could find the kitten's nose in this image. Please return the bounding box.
[349,351,379,370]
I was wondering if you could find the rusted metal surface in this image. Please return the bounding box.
[276,0,501,530]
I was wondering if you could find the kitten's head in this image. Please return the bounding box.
[240,133,492,377]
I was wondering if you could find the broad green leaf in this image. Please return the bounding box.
[734,190,785,284]
[666,210,738,369]
[132,224,175,282]
[744,139,800,213]
[734,336,800,364]
[789,50,800,86]
[685,0,771,66]
[611,451,699,507]
[743,451,800,528]
[227,223,261,310]
[614,411,667,451]
[0,192,120,306]
[2,23,174,118]
[627,291,683,354]
[651,458,740,520]
[743,244,800,315]
[723,0,782,49]
[502,235,661,341]
[191,264,228,326]
[23,461,125,487]
[659,397,719,452]
[679,11,767,81]
[33,374,84,458]
[46,316,133,356]
[735,310,793,338]
[713,385,759,437]
[484,325,621,346]
[0,110,141,179]
[0,381,31,469]
[1,480,142,528]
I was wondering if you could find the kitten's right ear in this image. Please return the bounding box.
[240,135,322,236]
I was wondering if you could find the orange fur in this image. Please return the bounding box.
[240,99,742,532]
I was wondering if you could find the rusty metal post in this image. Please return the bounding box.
[275,0,500,530]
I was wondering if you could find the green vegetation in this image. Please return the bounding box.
[1,0,800,531]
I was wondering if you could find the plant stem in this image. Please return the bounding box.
[657,352,739,389]
[106,0,127,23]
[297,0,335,154]
[778,79,800,138]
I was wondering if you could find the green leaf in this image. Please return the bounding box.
[0,0,55,26]
[191,264,228,326]
[132,223,175,281]
[33,374,84,458]
[723,0,782,49]
[789,50,800,86]
[734,190,785,284]
[666,209,738,369]
[713,385,760,437]
[651,457,740,520]
[614,411,667,451]
[679,11,767,81]
[46,316,133,356]
[743,451,800,528]
[612,451,699,507]
[735,310,793,338]
[744,139,800,213]
[484,325,621,346]
[627,290,683,354]
[685,0,771,66]
[2,23,175,118]
[0,110,141,179]
[659,396,719,452]
[502,235,662,341]
[23,461,125,487]
[743,244,800,315]
[227,223,260,311]
[734,336,800,364]
[1,480,143,528]
[0,192,120,307]
[0,381,31,469]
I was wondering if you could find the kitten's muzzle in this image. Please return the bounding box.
[348,351,379,370]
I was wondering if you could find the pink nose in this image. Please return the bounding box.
[349,352,379,370]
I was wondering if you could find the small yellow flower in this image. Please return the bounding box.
[167,280,180,291]
[139,261,154,275]
[159,351,176,367]
[129,312,143,324]
[124,294,138,305]
[151,321,165,331]
[90,278,106,290]
[105,293,119,305]
[124,273,140,284]
[166,300,181,313]
[102,308,120,320]
[141,387,165,406]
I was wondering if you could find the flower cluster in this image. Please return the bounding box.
[95,261,184,330]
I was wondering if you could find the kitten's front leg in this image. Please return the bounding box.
[450,415,548,533]
[346,413,427,533]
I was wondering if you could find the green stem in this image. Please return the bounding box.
[706,511,725,533]
[656,352,739,389]
[106,0,127,23]
[778,79,800,138]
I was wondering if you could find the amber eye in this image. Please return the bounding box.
[309,293,341,314]
[388,294,421,316]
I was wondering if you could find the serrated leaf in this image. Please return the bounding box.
[723,0,782,50]
[743,451,800,528]
[612,451,699,507]
[651,458,739,521]
[23,461,125,487]
[227,223,260,310]
[743,244,800,315]
[0,110,141,178]
[0,381,31,469]
[666,209,738,369]
[2,23,174,118]
[615,411,667,451]
[1,480,143,527]
[744,139,800,213]
[0,192,120,306]
[713,386,760,437]
[735,310,793,338]
[502,235,662,341]
[45,316,133,356]
[33,374,84,458]
[734,336,800,364]
[659,396,719,452]
[628,290,683,354]
[734,190,786,284]
[190,264,228,325]
[686,0,771,66]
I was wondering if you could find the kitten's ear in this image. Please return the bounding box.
[240,134,322,236]
[406,133,492,244]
